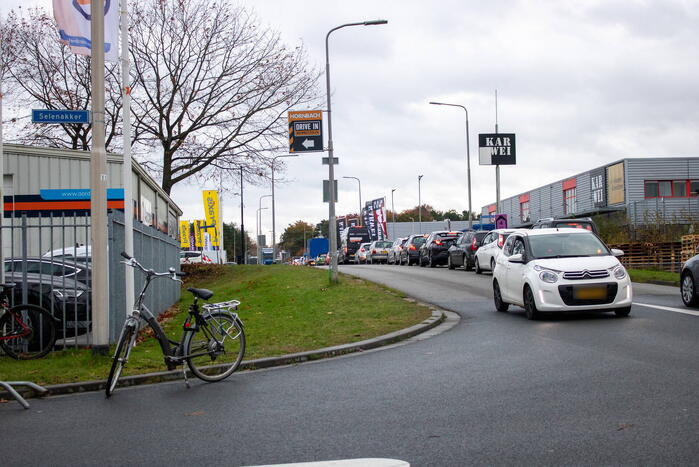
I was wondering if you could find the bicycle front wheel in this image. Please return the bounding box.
[184,312,245,382]
[106,324,136,397]
[0,304,57,359]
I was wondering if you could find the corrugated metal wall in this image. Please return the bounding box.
[480,157,699,227]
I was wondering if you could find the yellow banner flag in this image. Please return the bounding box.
[179,221,190,248]
[202,190,220,247]
[193,220,205,248]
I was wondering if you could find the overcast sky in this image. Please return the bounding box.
[2,0,699,242]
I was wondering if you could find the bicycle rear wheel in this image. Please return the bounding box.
[184,312,245,382]
[106,324,136,397]
[0,304,57,359]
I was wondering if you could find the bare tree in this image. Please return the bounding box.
[6,8,122,151]
[129,0,321,194]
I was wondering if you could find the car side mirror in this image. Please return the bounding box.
[508,254,524,263]
[611,248,624,257]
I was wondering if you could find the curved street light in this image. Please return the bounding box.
[342,176,362,224]
[325,19,388,283]
[429,101,472,229]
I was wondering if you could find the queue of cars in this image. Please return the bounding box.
[343,216,636,319]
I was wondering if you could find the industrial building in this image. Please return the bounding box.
[480,157,699,228]
[2,143,182,256]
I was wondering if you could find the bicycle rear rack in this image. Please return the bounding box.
[202,300,240,313]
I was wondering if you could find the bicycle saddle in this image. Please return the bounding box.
[187,287,213,300]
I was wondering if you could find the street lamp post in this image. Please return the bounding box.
[272,154,298,263]
[325,19,388,283]
[391,188,396,239]
[258,194,272,264]
[429,101,472,229]
[418,175,423,233]
[342,176,362,224]
[256,207,268,263]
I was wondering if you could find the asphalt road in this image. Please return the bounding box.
[3,264,699,466]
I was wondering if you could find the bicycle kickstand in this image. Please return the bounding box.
[182,367,190,389]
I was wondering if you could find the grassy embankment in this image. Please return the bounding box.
[628,268,679,286]
[0,265,432,385]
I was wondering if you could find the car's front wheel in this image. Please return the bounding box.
[614,306,631,317]
[493,281,509,312]
[681,271,698,307]
[448,255,454,270]
[523,285,540,320]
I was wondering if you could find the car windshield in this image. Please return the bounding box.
[528,233,610,259]
[376,241,392,248]
[412,237,426,245]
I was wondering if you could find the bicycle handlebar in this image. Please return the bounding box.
[120,251,186,280]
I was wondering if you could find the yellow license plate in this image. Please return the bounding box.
[574,286,606,300]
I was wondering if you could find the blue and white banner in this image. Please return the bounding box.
[53,0,119,62]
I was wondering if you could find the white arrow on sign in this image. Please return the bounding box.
[302,139,315,149]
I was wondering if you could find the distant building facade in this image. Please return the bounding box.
[481,157,699,227]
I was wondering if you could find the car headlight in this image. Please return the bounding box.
[534,264,560,283]
[539,270,559,283]
[611,265,627,280]
[53,289,85,300]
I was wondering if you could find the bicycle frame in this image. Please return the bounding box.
[125,265,242,371]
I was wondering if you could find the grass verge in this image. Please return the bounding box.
[628,268,679,286]
[0,265,432,386]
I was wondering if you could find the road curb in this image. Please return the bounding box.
[2,308,447,401]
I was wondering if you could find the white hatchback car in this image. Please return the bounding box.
[492,229,632,319]
[474,229,516,274]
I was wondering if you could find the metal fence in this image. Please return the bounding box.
[108,210,180,342]
[1,210,180,351]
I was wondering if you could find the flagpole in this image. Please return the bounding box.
[121,0,134,314]
[91,0,109,352]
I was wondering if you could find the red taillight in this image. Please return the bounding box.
[435,240,442,246]
[409,244,416,251]
[372,249,377,254]
[498,234,504,248]
[471,238,478,251]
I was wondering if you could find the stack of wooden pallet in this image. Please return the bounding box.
[608,241,683,272]
[681,235,699,263]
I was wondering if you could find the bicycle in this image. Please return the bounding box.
[106,252,246,397]
[0,283,58,359]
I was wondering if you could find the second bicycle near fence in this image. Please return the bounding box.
[106,252,245,397]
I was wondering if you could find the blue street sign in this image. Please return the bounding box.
[32,109,91,124]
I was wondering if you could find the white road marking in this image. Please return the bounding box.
[633,302,699,317]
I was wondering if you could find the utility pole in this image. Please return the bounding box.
[391,188,396,239]
[240,168,245,264]
[120,0,134,315]
[418,175,423,234]
[91,0,109,353]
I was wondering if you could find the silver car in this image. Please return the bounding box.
[388,237,407,264]
[366,241,393,264]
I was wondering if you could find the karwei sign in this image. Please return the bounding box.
[288,110,323,153]
[478,133,516,165]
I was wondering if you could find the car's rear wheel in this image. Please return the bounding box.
[475,257,483,275]
[464,255,472,271]
[614,306,631,317]
[490,258,496,272]
[523,286,540,320]
[493,281,509,312]
[681,271,698,306]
